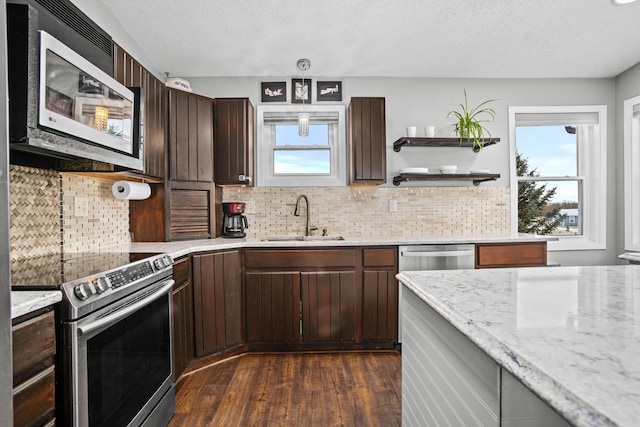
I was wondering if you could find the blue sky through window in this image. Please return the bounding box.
[516,125,578,203]
[274,124,330,174]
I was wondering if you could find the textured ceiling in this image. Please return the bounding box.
[98,0,640,79]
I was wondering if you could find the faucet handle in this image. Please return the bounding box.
[309,225,318,234]
[322,228,328,236]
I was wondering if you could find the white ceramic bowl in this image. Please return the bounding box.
[439,165,457,174]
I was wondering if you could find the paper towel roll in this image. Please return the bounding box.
[112,181,151,200]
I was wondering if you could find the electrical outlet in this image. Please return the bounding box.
[74,196,89,217]
[389,199,398,212]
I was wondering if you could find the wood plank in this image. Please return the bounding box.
[168,353,400,426]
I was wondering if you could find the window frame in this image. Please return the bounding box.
[623,94,640,251]
[509,105,607,251]
[256,104,347,187]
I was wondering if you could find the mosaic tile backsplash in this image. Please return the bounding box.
[222,186,511,239]
[9,166,130,260]
[10,165,510,261]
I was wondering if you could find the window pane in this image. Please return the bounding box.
[274,149,330,174]
[516,125,577,176]
[275,124,329,146]
[518,179,582,236]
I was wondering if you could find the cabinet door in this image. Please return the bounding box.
[168,181,217,241]
[362,271,398,342]
[142,71,167,179]
[113,42,166,179]
[214,98,254,185]
[171,256,194,377]
[301,271,358,342]
[169,89,214,182]
[12,310,56,427]
[192,250,242,357]
[475,242,547,268]
[245,272,301,343]
[348,97,386,184]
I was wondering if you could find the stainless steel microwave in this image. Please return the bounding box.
[8,22,143,170]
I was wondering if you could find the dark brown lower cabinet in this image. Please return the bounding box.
[192,250,243,357]
[362,270,398,342]
[362,248,398,343]
[244,247,398,350]
[301,271,358,342]
[12,309,56,427]
[475,242,547,268]
[171,256,195,378]
[245,272,301,343]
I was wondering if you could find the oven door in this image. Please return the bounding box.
[65,278,175,427]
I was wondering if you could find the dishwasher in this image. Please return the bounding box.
[397,244,475,343]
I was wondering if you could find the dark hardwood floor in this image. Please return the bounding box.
[168,352,401,426]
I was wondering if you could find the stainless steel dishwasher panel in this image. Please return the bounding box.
[398,244,475,343]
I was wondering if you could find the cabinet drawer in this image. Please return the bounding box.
[12,311,55,385]
[363,248,396,268]
[13,365,55,427]
[173,256,192,287]
[476,243,547,268]
[245,249,357,269]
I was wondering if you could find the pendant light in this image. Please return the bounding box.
[297,58,311,137]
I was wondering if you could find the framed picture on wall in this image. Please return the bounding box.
[292,78,312,104]
[317,81,342,101]
[261,81,286,102]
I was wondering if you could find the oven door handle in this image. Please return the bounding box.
[78,279,174,337]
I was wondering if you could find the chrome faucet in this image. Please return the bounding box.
[294,194,316,236]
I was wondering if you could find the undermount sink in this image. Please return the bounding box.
[261,236,345,242]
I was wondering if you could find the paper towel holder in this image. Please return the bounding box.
[112,180,152,200]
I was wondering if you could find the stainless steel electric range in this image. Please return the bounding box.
[12,252,176,427]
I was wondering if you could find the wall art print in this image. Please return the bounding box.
[261,81,287,102]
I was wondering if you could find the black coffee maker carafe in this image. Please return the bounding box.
[222,202,249,238]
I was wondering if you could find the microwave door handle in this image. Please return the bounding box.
[78,279,174,337]
[400,250,474,258]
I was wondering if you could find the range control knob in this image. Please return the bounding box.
[93,277,110,294]
[74,282,93,301]
[154,257,167,269]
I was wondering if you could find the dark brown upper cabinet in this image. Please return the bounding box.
[113,43,167,179]
[214,98,254,186]
[348,97,387,185]
[168,89,214,183]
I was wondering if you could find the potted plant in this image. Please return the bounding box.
[448,89,497,151]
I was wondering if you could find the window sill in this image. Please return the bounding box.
[548,237,605,251]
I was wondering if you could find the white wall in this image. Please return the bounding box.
[614,62,640,261]
[191,76,618,265]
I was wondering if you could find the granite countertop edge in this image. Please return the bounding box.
[397,272,616,427]
[11,290,62,320]
[130,234,556,260]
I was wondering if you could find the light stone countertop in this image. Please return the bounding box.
[397,265,640,427]
[130,233,555,260]
[11,290,62,319]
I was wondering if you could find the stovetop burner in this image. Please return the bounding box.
[11,252,162,289]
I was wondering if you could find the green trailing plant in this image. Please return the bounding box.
[448,89,497,151]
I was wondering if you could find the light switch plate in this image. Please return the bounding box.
[243,200,256,214]
[389,199,398,212]
[74,196,89,217]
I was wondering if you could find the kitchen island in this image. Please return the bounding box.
[398,265,640,427]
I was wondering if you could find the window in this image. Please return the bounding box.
[256,105,346,186]
[623,95,640,251]
[509,106,607,251]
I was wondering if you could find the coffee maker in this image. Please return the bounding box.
[221,202,249,238]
